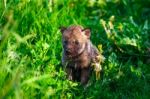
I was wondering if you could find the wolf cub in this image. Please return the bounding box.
[60,25,104,85]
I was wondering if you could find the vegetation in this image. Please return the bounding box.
[0,0,150,98]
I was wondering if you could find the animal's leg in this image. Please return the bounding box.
[80,68,90,85]
[66,67,74,81]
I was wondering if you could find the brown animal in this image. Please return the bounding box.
[60,25,104,85]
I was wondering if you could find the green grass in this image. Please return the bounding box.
[0,0,150,98]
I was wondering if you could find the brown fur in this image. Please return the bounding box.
[60,25,104,85]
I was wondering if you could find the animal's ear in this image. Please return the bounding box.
[59,27,67,33]
[82,28,91,39]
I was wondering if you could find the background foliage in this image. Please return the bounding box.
[0,0,150,98]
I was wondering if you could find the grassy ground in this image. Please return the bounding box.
[0,0,150,99]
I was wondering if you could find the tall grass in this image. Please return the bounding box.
[0,0,150,98]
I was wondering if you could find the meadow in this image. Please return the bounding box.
[0,0,150,98]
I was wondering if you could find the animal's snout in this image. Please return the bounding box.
[66,50,71,55]
[65,49,72,55]
[65,44,73,52]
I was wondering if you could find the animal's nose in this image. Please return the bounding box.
[66,44,72,50]
[66,47,72,54]
[65,50,71,55]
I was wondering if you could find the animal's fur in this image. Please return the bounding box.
[60,25,104,85]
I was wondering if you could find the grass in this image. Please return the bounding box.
[0,0,150,98]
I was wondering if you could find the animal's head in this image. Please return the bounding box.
[60,25,91,58]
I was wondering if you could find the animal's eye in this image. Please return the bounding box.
[64,40,68,44]
[75,40,79,45]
